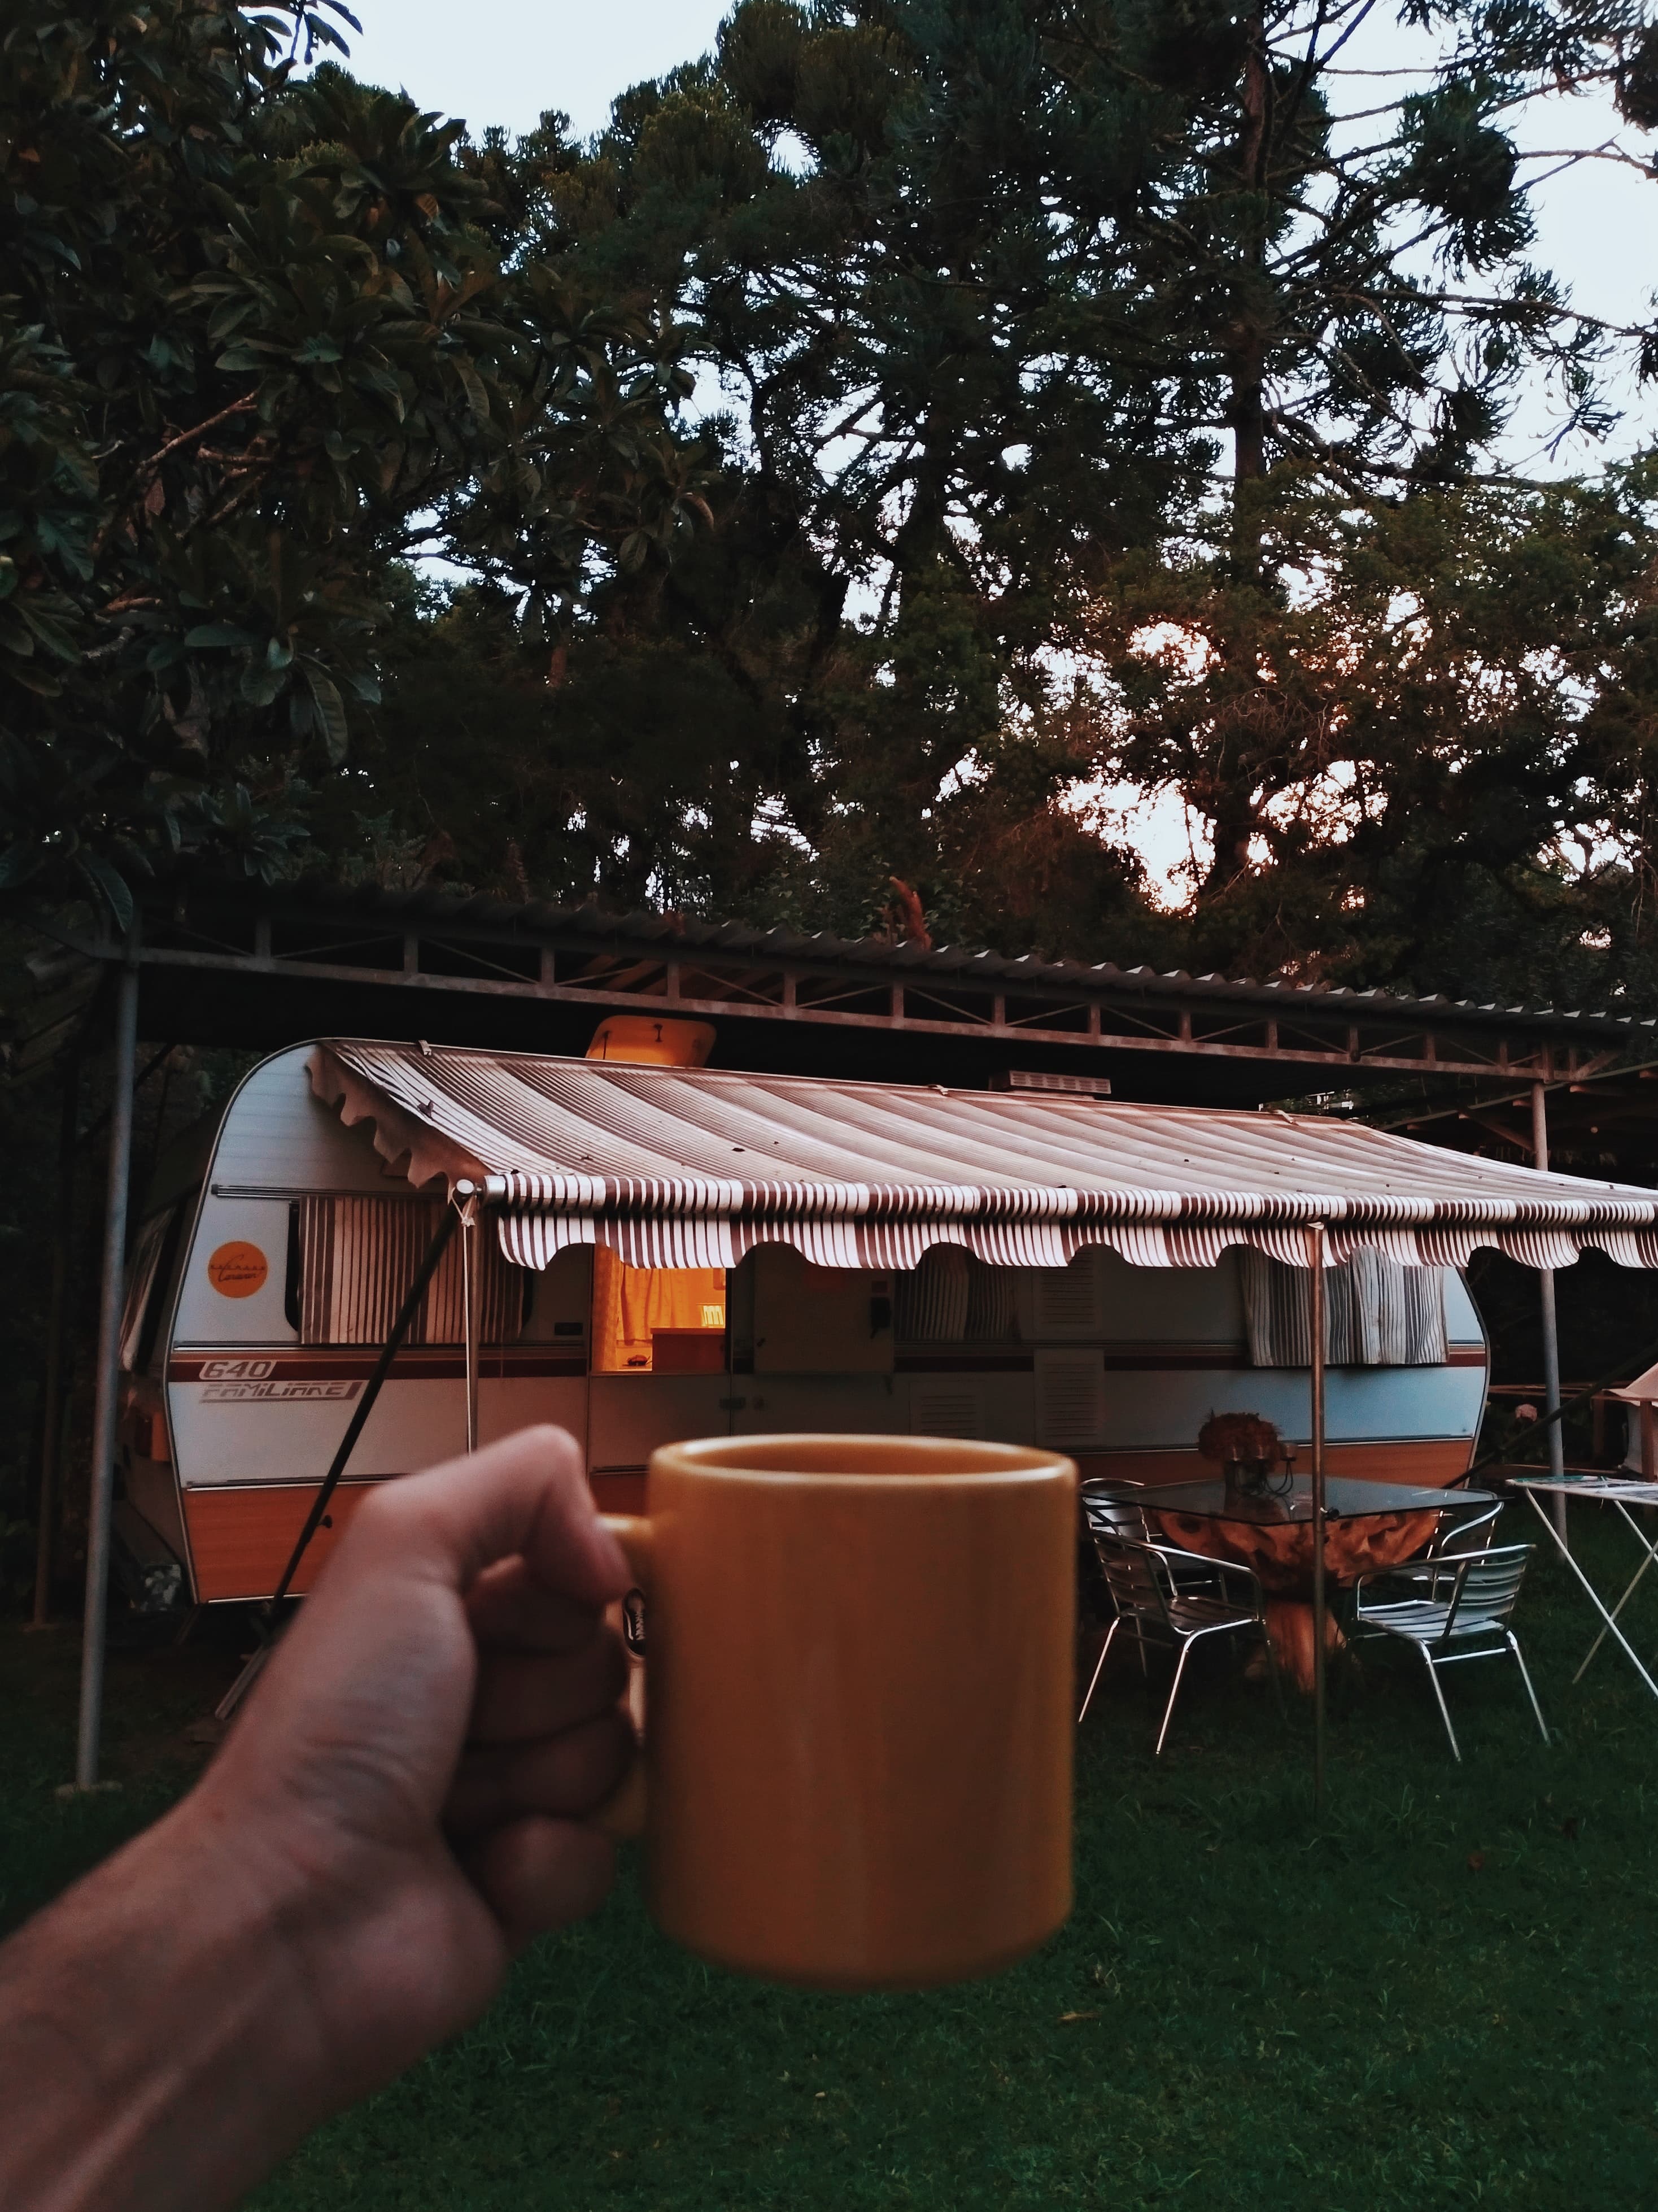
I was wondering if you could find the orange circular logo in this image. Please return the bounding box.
[207,1241,268,1298]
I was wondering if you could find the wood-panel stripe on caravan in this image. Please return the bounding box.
[182,1482,380,1601]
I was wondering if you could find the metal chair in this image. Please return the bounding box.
[1333,1496,1505,1647]
[1351,1543,1548,1761]
[1081,1482,1212,1596]
[1079,1481,1149,1542]
[1079,1531,1277,1755]
[1361,1497,1506,1616]
[1420,1495,1504,1563]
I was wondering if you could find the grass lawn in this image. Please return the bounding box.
[6,1509,1658,2210]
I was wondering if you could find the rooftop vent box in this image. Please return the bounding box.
[992,1070,1112,1098]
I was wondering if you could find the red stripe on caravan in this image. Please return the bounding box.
[169,1351,587,1383]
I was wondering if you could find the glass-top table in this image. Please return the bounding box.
[1125,1476,1498,1523]
[1104,1477,1498,1691]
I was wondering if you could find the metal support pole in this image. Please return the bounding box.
[462,1189,481,1452]
[1532,1082,1568,1540]
[30,1053,80,1628]
[1307,1220,1328,1813]
[74,943,140,1789]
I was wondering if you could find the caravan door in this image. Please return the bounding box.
[726,1249,898,1438]
[584,1248,733,1505]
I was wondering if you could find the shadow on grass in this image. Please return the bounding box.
[6,1517,1658,2210]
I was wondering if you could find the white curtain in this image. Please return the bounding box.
[297,1197,522,1347]
[894,1247,1019,1342]
[1241,1249,1447,1368]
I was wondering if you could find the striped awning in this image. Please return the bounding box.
[308,1041,1658,1273]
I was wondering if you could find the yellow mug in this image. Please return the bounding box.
[600,1432,1077,1992]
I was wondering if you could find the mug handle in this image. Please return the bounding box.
[588,1513,653,1841]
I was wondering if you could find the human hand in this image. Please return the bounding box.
[0,1425,634,2212]
[204,1423,636,2084]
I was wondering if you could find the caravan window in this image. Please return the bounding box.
[893,1248,1019,1343]
[120,1208,184,1375]
[591,1247,726,1374]
[1241,1250,1447,1367]
[291,1196,524,1347]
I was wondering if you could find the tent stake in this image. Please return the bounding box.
[73,939,140,1790]
[1307,1220,1328,1814]
[1531,1082,1568,1541]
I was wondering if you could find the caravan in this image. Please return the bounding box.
[114,1029,1494,1605]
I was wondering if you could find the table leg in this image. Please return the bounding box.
[1264,1599,1342,1696]
[1572,1501,1658,1685]
[1524,1489,1658,1704]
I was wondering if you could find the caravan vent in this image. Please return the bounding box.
[910,1382,985,1439]
[1034,1255,1101,1333]
[1036,1351,1106,1451]
[993,1070,1112,1096]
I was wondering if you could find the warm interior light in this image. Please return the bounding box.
[591,1247,727,1373]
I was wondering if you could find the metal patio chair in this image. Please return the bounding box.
[1350,1543,1548,1762]
[1419,1493,1504,1564]
[1081,1482,1214,1600]
[1358,1496,1506,1616]
[1080,1481,1149,1542]
[1334,1492,1505,1648]
[1079,1531,1277,1756]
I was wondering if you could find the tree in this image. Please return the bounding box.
[469,0,1658,959]
[0,8,710,927]
[466,1,1205,935]
[1053,0,1656,900]
[1083,456,1658,999]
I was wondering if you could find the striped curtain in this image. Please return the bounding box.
[895,1247,1019,1342]
[1241,1249,1447,1368]
[298,1197,522,1347]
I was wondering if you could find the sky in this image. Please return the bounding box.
[335,1,732,143]
[335,0,1658,465]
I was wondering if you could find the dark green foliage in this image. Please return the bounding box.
[9,1,1658,1005]
[0,8,710,928]
[360,0,1658,989]
[1080,456,1658,988]
[1,6,483,916]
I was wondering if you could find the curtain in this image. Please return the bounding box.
[1241,1249,1447,1368]
[120,1209,176,1372]
[895,1247,1019,1343]
[297,1196,522,1347]
[591,1247,727,1372]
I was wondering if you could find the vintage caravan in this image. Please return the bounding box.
[110,1025,1511,1607]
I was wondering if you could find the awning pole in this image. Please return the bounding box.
[212,1195,466,1725]
[30,1052,80,1629]
[1307,1220,1328,1813]
[74,938,140,1789]
[1532,1082,1568,1541]
[462,1188,481,1452]
[269,1195,465,1612]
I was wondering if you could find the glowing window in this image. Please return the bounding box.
[591,1247,728,1374]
